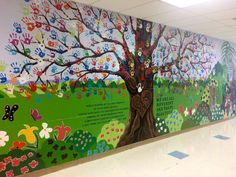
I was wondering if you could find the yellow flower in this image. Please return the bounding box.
[18,124,38,144]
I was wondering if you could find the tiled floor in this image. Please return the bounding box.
[43,118,236,177]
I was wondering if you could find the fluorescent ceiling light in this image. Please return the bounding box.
[161,0,209,8]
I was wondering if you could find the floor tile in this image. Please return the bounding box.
[214,135,230,140]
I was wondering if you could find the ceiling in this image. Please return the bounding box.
[75,0,236,44]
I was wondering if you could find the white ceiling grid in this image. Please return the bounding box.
[75,0,236,43]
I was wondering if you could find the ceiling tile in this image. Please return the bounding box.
[91,0,153,12]
[121,1,176,19]
[146,9,195,24]
[205,8,236,20]
[76,0,99,5]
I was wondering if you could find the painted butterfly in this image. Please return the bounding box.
[31,109,43,121]
[2,104,19,121]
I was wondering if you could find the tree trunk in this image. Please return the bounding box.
[117,79,156,147]
[117,19,157,147]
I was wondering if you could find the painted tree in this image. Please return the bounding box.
[6,0,215,147]
[221,41,236,81]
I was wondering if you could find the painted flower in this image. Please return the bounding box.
[5,170,14,177]
[3,156,12,164]
[20,166,29,174]
[27,152,34,158]
[28,160,38,169]
[0,131,9,147]
[11,157,20,167]
[20,155,27,162]
[10,141,26,151]
[18,124,38,144]
[39,123,52,139]
[184,108,189,117]
[0,161,6,172]
[192,108,196,115]
[54,124,71,141]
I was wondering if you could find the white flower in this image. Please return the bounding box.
[192,108,196,115]
[39,123,52,139]
[184,108,189,117]
[0,131,9,147]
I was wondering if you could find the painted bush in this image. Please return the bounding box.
[0,149,44,176]
[87,140,113,156]
[97,120,125,148]
[67,130,96,157]
[165,110,183,133]
[211,105,224,121]
[37,139,78,168]
[155,117,169,135]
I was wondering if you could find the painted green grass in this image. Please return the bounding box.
[0,86,129,155]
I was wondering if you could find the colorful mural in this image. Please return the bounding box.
[0,0,236,176]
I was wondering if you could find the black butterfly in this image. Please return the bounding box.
[2,105,19,121]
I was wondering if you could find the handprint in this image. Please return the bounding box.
[22,17,35,31]
[44,24,51,32]
[58,19,66,32]
[54,76,60,84]
[104,63,109,70]
[42,1,50,13]
[6,84,14,95]
[13,23,22,33]
[10,62,21,74]
[35,48,46,58]
[28,81,37,92]
[48,40,56,48]
[24,48,31,56]
[92,59,97,67]
[5,45,17,55]
[33,67,42,76]
[68,27,76,37]
[54,0,63,10]
[35,19,43,28]
[0,60,7,72]
[51,66,58,73]
[49,13,57,24]
[50,30,58,40]
[23,5,30,16]
[72,41,80,48]
[63,72,70,81]
[47,51,56,58]
[18,73,29,84]
[61,34,68,44]
[57,55,64,64]
[0,73,7,83]
[23,60,32,71]
[9,33,19,46]
[58,45,65,54]
[9,74,17,85]
[30,2,39,15]
[21,33,33,45]
[84,60,90,70]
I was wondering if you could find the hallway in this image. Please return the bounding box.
[44,119,236,177]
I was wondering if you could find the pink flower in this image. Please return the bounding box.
[11,158,20,167]
[5,170,14,177]
[3,156,12,164]
[28,160,38,169]
[20,166,29,174]
[27,152,34,158]
[0,162,6,172]
[20,155,27,162]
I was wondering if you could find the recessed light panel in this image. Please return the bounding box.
[161,0,209,8]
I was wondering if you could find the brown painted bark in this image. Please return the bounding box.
[117,79,156,147]
[117,19,158,147]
